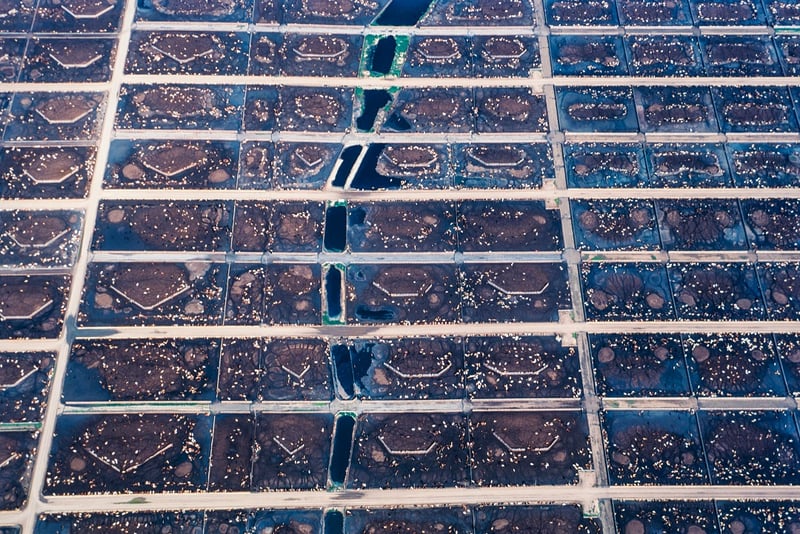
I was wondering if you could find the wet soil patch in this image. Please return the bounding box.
[699,410,800,485]
[683,333,785,396]
[743,199,800,250]
[208,414,254,491]
[590,334,690,397]
[572,199,659,250]
[669,262,764,321]
[348,412,469,488]
[348,201,455,252]
[471,411,591,486]
[613,501,719,534]
[252,413,332,490]
[65,339,219,401]
[655,199,746,250]
[348,337,464,400]
[44,413,211,495]
[0,274,69,339]
[347,264,459,324]
[458,200,562,252]
[461,263,571,323]
[95,200,232,252]
[604,410,709,485]
[465,335,581,399]
[79,262,225,327]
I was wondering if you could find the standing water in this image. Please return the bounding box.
[374,0,433,25]
[324,206,347,252]
[356,90,392,132]
[324,510,344,534]
[370,36,396,74]
[332,146,362,187]
[332,344,355,399]
[325,267,342,319]
[329,414,356,486]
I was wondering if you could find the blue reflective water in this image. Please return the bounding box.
[324,206,347,252]
[324,510,344,534]
[329,415,355,485]
[332,344,355,399]
[350,143,398,190]
[371,37,396,74]
[332,145,361,187]
[374,0,432,25]
[350,344,373,393]
[356,90,392,131]
[354,305,396,322]
[325,267,342,318]
[383,111,411,131]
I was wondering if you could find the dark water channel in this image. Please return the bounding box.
[370,37,396,74]
[332,146,361,187]
[324,510,344,534]
[324,206,347,252]
[332,345,355,399]
[383,111,411,131]
[356,89,392,131]
[325,267,342,318]
[350,344,373,393]
[350,143,404,190]
[329,415,356,485]
[375,0,433,25]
